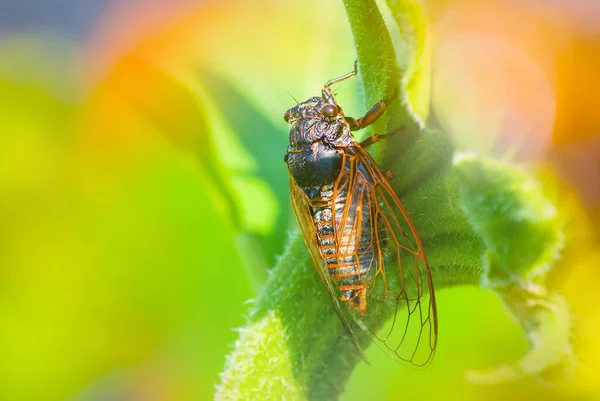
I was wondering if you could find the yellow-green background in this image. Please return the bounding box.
[1,1,599,400]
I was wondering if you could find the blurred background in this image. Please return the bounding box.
[0,0,599,400]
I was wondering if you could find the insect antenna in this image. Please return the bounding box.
[287,91,300,105]
[323,83,344,103]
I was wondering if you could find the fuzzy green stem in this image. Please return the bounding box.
[342,0,420,140]
[216,0,567,399]
[216,1,470,400]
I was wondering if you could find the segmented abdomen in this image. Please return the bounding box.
[311,187,377,293]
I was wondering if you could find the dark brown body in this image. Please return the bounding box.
[284,91,386,312]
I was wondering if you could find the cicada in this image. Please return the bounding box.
[283,64,438,367]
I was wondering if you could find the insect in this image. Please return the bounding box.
[283,63,438,367]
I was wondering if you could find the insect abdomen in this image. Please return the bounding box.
[311,189,378,306]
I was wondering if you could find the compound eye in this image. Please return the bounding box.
[321,104,338,118]
[283,109,292,123]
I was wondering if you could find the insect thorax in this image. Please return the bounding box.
[287,143,342,196]
[286,99,354,197]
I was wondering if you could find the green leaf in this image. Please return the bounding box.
[453,155,564,284]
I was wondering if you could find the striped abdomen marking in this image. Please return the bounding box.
[311,186,382,308]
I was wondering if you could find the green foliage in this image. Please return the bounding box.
[216,0,570,400]
[454,156,563,282]
[218,233,363,400]
[0,37,254,401]
[218,310,300,400]
[0,2,578,401]
[454,156,572,384]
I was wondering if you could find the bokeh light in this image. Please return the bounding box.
[1,0,599,400]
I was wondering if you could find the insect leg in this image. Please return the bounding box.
[359,126,405,148]
[346,87,399,131]
[324,60,358,89]
[322,61,358,105]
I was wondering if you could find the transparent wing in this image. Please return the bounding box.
[332,146,438,368]
[288,176,368,362]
